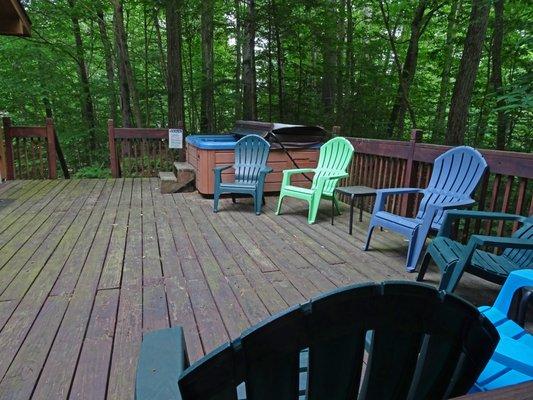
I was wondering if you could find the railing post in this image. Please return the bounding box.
[401,129,423,217]
[3,117,15,180]
[45,118,57,179]
[108,119,120,178]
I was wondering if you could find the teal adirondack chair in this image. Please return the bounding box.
[364,146,488,271]
[136,282,499,400]
[417,210,533,292]
[213,135,272,215]
[276,137,354,224]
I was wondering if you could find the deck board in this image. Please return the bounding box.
[0,179,502,400]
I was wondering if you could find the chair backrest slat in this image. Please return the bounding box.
[503,217,533,267]
[312,137,354,195]
[234,135,270,184]
[416,146,487,226]
[178,282,498,400]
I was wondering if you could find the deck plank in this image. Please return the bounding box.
[0,180,504,400]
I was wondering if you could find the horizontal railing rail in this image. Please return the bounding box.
[345,130,533,238]
[1,117,69,180]
[108,119,184,178]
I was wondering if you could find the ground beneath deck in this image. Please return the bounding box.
[0,179,500,400]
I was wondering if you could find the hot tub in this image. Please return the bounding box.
[186,134,321,195]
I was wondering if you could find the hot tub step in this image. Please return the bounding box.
[173,162,195,192]
[159,168,195,194]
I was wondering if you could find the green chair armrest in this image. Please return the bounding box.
[442,210,524,222]
[469,235,533,249]
[282,168,315,176]
[136,327,188,400]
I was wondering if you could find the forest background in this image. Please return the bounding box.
[0,0,531,177]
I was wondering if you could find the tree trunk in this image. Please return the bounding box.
[432,0,462,142]
[166,0,186,132]
[267,0,274,121]
[491,0,507,150]
[271,0,284,121]
[234,0,242,121]
[386,0,428,137]
[445,0,491,145]
[112,0,142,127]
[153,8,168,89]
[68,0,97,150]
[200,0,215,131]
[321,1,337,125]
[335,0,346,125]
[345,0,354,130]
[242,0,257,120]
[96,9,117,123]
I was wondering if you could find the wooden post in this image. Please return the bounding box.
[0,120,6,180]
[332,126,341,136]
[3,117,15,180]
[45,118,57,179]
[401,129,423,217]
[108,119,120,178]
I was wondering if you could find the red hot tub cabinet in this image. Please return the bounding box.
[186,134,321,195]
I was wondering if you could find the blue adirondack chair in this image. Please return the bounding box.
[213,135,272,215]
[417,210,533,292]
[364,146,488,271]
[472,269,533,393]
[136,281,499,400]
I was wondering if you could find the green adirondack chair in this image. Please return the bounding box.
[417,210,533,292]
[135,282,499,400]
[276,137,354,224]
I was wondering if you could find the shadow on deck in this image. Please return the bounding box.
[0,179,500,400]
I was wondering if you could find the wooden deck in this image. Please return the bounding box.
[0,179,502,400]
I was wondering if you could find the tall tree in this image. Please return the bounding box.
[321,1,337,124]
[234,0,242,121]
[432,0,462,142]
[445,0,491,145]
[166,0,185,133]
[96,8,117,123]
[67,0,97,150]
[491,0,507,149]
[385,0,434,137]
[242,0,257,120]
[111,0,142,127]
[200,0,215,131]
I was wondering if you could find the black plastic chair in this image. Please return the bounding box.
[136,282,499,400]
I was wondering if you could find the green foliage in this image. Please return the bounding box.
[73,166,111,179]
[0,0,531,177]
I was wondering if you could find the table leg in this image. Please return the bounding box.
[349,195,356,235]
[359,197,364,222]
[331,194,335,225]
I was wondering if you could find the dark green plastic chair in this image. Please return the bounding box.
[417,210,533,292]
[136,282,498,400]
[213,135,272,215]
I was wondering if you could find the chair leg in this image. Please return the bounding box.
[308,197,320,224]
[253,193,261,215]
[231,194,236,203]
[417,253,431,282]
[405,230,425,272]
[363,224,375,251]
[213,191,220,213]
[276,194,285,215]
[333,197,342,216]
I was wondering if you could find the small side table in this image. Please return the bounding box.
[332,186,376,235]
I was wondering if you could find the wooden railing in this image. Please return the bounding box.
[345,130,533,237]
[1,117,69,180]
[108,119,183,178]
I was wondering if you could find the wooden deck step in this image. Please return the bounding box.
[159,162,195,194]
